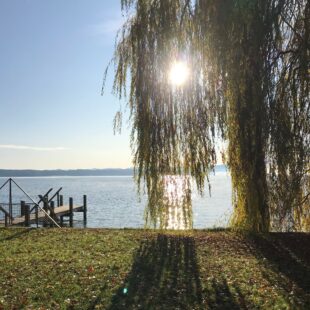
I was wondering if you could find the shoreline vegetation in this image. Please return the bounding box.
[1,228,309,309]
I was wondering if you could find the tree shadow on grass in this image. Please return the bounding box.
[249,233,310,307]
[0,228,32,242]
[204,277,247,310]
[105,234,203,310]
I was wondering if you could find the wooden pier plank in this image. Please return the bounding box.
[0,205,84,226]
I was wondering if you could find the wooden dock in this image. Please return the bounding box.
[0,179,87,228]
[0,203,85,226]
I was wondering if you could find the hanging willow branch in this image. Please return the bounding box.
[109,0,309,231]
[268,0,310,231]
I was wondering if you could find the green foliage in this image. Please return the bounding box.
[110,0,309,231]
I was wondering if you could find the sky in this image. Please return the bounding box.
[0,0,132,169]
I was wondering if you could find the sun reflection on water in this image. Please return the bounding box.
[162,175,191,230]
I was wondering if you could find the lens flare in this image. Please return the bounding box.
[169,61,189,86]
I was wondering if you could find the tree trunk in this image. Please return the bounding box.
[228,64,270,232]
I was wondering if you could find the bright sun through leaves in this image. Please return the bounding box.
[169,61,189,86]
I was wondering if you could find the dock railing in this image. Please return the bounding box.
[0,178,87,228]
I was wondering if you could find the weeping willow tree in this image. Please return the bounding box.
[268,0,310,231]
[108,0,309,231]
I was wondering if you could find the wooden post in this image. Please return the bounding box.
[69,197,73,227]
[9,179,12,224]
[5,214,8,227]
[43,197,48,211]
[21,200,25,217]
[50,200,55,212]
[83,195,87,223]
[24,204,30,227]
[43,197,48,227]
[57,193,60,207]
[59,195,63,206]
[35,205,39,227]
[50,201,55,227]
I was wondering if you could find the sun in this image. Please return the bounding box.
[169,61,189,86]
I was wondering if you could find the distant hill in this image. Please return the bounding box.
[0,165,227,177]
[0,169,134,177]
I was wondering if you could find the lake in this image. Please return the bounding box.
[0,172,232,228]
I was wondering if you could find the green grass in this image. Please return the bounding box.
[0,228,309,309]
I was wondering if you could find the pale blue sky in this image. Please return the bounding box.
[0,0,132,169]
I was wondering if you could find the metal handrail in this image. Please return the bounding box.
[10,179,60,228]
[0,205,13,220]
[48,187,63,203]
[0,178,10,191]
[0,202,36,205]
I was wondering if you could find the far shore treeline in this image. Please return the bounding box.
[0,168,133,177]
[0,165,227,177]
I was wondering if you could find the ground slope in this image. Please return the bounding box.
[0,228,309,309]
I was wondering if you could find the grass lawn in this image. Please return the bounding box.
[0,228,309,309]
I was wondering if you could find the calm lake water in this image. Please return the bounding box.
[0,173,232,228]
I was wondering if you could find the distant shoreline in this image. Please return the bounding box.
[0,168,133,177]
[0,165,226,177]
